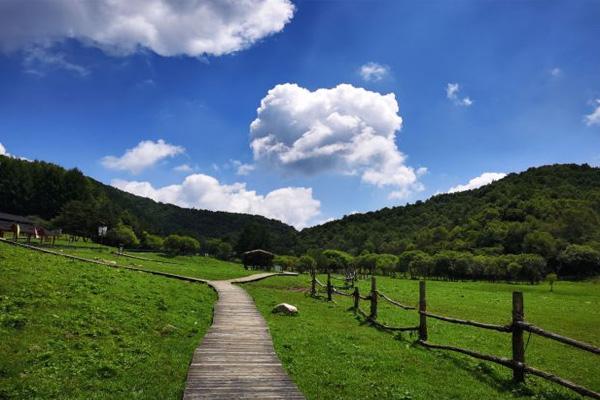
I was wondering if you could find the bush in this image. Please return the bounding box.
[141,232,164,250]
[105,224,139,248]
[163,234,199,255]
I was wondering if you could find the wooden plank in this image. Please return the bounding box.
[183,275,304,399]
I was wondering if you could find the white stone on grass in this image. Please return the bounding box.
[272,303,298,315]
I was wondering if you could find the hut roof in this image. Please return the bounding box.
[243,249,275,256]
[0,212,33,225]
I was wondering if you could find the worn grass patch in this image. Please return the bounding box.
[245,275,599,400]
[0,243,216,399]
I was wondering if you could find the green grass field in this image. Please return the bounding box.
[0,243,217,399]
[244,275,600,400]
[3,237,599,400]
[24,237,252,281]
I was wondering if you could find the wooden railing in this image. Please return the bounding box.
[310,273,600,399]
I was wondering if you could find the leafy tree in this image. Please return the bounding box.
[408,252,433,279]
[298,255,316,274]
[141,232,164,250]
[558,244,600,277]
[523,231,557,259]
[375,254,399,276]
[163,235,200,255]
[216,241,233,260]
[274,255,299,271]
[106,224,139,248]
[322,250,354,273]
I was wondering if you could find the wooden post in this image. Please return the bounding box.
[310,268,317,297]
[353,286,360,310]
[512,291,525,383]
[370,276,378,320]
[419,280,428,341]
[327,271,333,301]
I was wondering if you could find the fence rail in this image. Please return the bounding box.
[309,272,600,399]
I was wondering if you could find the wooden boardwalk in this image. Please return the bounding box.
[183,273,304,400]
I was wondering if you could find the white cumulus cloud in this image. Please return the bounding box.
[448,172,506,193]
[0,0,295,57]
[250,83,423,196]
[111,174,320,229]
[359,62,389,82]
[446,83,473,107]
[584,99,600,127]
[102,139,184,174]
[0,142,8,156]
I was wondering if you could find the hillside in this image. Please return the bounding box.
[0,243,216,399]
[297,164,600,276]
[0,155,297,253]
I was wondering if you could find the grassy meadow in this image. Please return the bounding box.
[3,237,599,400]
[0,243,217,399]
[26,236,252,281]
[244,274,600,400]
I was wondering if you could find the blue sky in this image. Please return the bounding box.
[0,0,599,228]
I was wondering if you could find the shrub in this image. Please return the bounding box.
[141,232,163,250]
[163,235,199,255]
[105,224,139,248]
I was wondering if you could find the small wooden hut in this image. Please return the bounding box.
[242,249,275,271]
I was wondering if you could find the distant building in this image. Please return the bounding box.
[0,211,60,244]
[242,249,275,270]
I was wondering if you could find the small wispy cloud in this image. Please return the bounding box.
[231,160,255,176]
[173,163,193,173]
[448,172,506,193]
[550,67,562,78]
[584,99,600,127]
[446,83,473,107]
[22,46,89,77]
[359,62,389,82]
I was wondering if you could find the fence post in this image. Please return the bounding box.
[353,286,360,310]
[327,271,333,301]
[310,268,317,297]
[512,291,525,383]
[419,280,428,341]
[370,276,378,320]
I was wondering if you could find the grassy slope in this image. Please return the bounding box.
[0,244,217,399]
[30,238,252,280]
[245,275,599,400]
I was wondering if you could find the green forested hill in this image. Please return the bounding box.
[297,164,600,277]
[2,155,599,277]
[0,155,297,253]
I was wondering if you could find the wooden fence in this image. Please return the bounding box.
[311,272,600,399]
